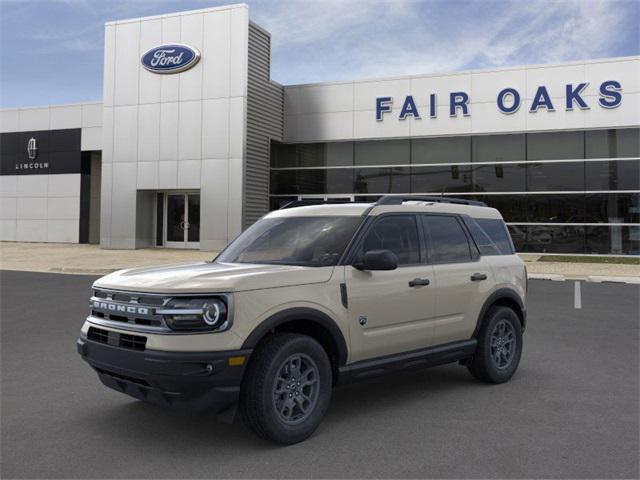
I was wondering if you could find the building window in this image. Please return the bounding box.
[412,136,470,164]
[472,163,526,192]
[527,161,585,191]
[527,131,584,160]
[585,160,639,191]
[472,134,525,163]
[353,167,410,194]
[411,165,473,193]
[585,128,640,158]
[355,139,409,166]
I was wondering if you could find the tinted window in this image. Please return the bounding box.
[527,131,584,160]
[526,194,585,222]
[464,218,501,255]
[412,137,470,164]
[512,225,585,254]
[585,128,640,158]
[585,160,639,191]
[360,215,420,265]
[354,167,410,194]
[585,192,640,224]
[476,218,515,254]
[527,161,585,191]
[472,134,525,162]
[217,216,361,267]
[472,163,526,192]
[355,139,409,166]
[472,194,528,222]
[411,165,473,193]
[423,215,472,263]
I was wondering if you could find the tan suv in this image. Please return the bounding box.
[77,196,527,444]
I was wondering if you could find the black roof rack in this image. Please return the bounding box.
[279,198,355,209]
[375,195,487,207]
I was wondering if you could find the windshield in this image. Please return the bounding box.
[216,216,362,267]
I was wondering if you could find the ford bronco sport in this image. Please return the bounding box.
[78,195,527,444]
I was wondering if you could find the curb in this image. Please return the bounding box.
[528,274,640,284]
[48,267,118,275]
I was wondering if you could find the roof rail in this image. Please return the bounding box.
[279,198,355,209]
[375,195,487,207]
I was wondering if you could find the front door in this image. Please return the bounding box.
[345,214,436,362]
[164,193,200,249]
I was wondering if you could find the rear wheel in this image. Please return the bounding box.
[240,333,332,444]
[468,306,523,383]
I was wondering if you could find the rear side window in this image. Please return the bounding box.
[422,215,472,264]
[360,215,420,265]
[464,217,502,256]
[476,218,515,254]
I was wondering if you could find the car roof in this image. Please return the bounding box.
[266,201,504,220]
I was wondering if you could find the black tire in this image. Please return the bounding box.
[240,333,332,444]
[468,306,523,384]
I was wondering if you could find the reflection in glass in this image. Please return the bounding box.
[354,167,410,194]
[527,131,584,160]
[586,226,640,255]
[472,134,525,162]
[472,163,526,192]
[585,193,640,224]
[527,162,585,191]
[412,137,470,164]
[510,225,586,253]
[355,140,410,165]
[166,194,185,242]
[526,194,585,222]
[585,160,640,191]
[411,165,472,193]
[187,194,200,242]
[585,128,640,158]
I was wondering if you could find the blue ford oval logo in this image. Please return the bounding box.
[141,44,201,74]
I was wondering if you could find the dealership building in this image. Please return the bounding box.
[1,3,638,254]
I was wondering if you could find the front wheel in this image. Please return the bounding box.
[240,333,332,444]
[468,306,523,383]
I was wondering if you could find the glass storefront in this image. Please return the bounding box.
[269,128,640,254]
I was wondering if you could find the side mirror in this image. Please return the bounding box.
[354,249,398,271]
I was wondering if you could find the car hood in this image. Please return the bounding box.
[93,262,335,294]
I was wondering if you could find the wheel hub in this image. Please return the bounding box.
[272,353,320,425]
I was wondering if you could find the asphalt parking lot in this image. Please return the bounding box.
[1,270,638,479]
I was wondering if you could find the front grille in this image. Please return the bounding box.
[89,288,169,332]
[87,326,147,351]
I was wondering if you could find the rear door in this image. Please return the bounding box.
[345,214,436,362]
[421,214,494,345]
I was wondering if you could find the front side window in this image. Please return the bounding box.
[359,215,420,265]
[216,216,361,267]
[423,215,472,263]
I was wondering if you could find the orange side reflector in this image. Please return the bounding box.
[228,356,245,366]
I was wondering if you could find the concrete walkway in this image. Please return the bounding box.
[0,242,214,275]
[1,242,638,282]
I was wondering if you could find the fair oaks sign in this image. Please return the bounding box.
[141,44,201,74]
[376,80,623,121]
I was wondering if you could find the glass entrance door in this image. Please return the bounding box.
[164,193,200,249]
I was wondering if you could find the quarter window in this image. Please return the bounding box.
[423,215,472,263]
[359,215,420,265]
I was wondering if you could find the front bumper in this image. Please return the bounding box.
[77,337,252,414]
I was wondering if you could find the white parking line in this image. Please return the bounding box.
[574,281,582,309]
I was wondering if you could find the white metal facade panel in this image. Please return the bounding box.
[284,57,640,142]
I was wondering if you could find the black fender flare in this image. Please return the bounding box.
[241,307,349,366]
[472,288,526,338]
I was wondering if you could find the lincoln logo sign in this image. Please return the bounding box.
[141,44,201,74]
[376,80,623,120]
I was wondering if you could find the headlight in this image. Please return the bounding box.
[157,297,230,332]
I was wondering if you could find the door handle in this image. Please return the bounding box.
[409,278,430,287]
[470,273,488,281]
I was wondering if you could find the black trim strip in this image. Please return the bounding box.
[337,339,477,384]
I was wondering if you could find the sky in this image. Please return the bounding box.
[0,0,638,108]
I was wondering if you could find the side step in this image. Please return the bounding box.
[337,339,477,384]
